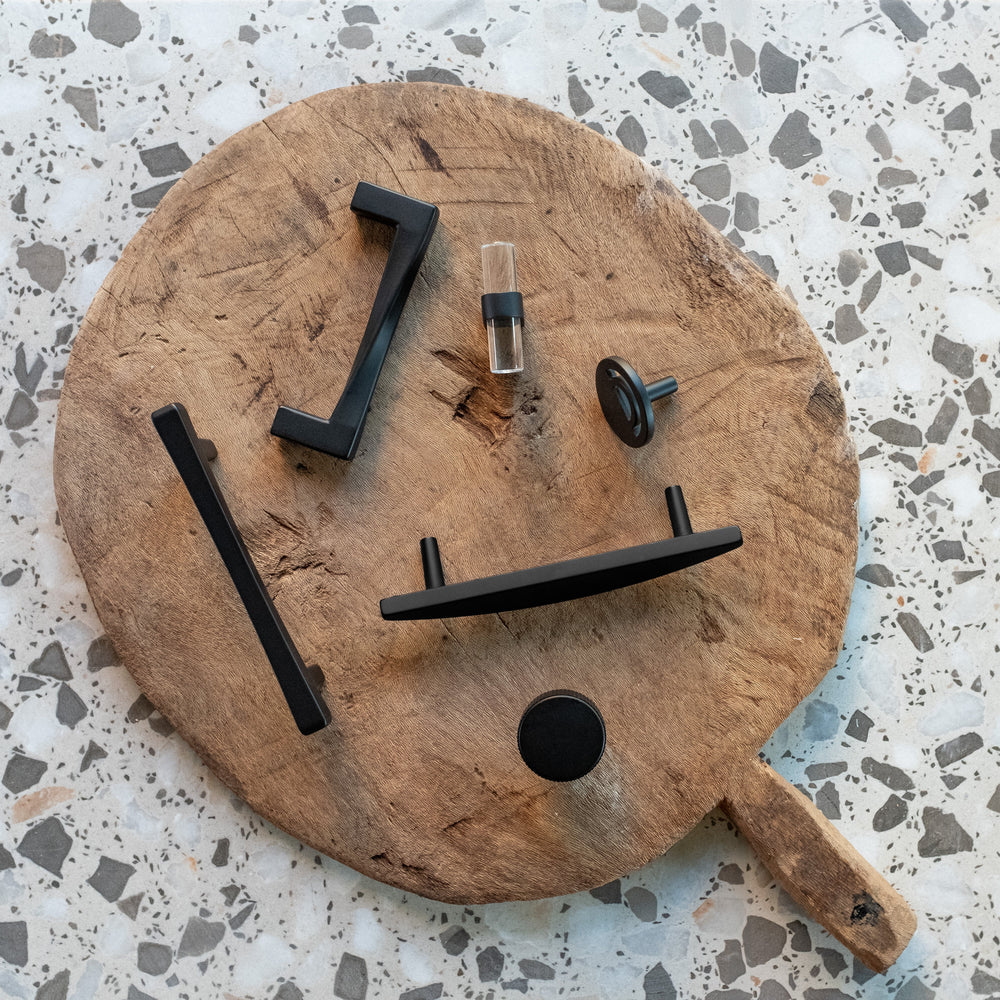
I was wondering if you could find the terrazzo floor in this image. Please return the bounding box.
[1,1,998,997]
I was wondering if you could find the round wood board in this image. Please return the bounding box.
[53,82,859,903]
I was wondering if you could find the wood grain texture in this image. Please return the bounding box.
[54,83,862,904]
[722,756,917,972]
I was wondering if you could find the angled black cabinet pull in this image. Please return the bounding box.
[152,403,331,736]
[271,181,440,460]
[380,485,743,620]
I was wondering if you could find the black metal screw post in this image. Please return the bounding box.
[595,355,678,447]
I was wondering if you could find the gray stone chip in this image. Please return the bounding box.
[589,879,621,903]
[616,115,646,155]
[333,951,368,1000]
[759,42,798,94]
[400,986,443,1000]
[862,756,914,790]
[638,70,692,108]
[743,915,786,965]
[935,731,983,767]
[846,709,873,741]
[177,916,225,958]
[892,202,925,228]
[274,983,304,1000]
[131,179,178,209]
[238,24,259,44]
[29,30,77,58]
[870,417,921,447]
[972,419,1000,461]
[643,962,676,1000]
[405,68,463,87]
[475,946,504,983]
[87,635,118,671]
[815,781,840,819]
[769,111,821,169]
[637,5,669,34]
[343,5,378,24]
[451,34,484,57]
[731,38,755,76]
[625,886,658,921]
[943,102,973,131]
[675,4,701,28]
[716,938,745,983]
[17,816,73,875]
[2,754,48,794]
[875,241,910,276]
[87,0,142,47]
[338,26,373,49]
[926,397,959,443]
[931,334,973,378]
[897,611,933,652]
[880,0,928,41]
[518,959,555,980]
[36,970,70,1000]
[87,855,136,901]
[905,77,938,103]
[917,806,973,856]
[690,163,730,200]
[62,85,99,129]
[439,925,470,955]
[16,241,66,292]
[895,977,935,1000]
[6,390,39,430]
[939,63,980,97]
[702,22,726,56]
[932,539,964,561]
[136,941,172,975]
[690,119,719,159]
[972,968,1000,994]
[568,74,593,117]
[866,123,892,159]
[29,641,72,679]
[599,0,637,10]
[712,119,748,155]
[139,142,192,178]
[878,167,917,187]
[698,204,729,231]
[873,793,908,831]
[834,304,865,343]
[0,921,28,966]
[57,683,88,728]
[964,377,991,416]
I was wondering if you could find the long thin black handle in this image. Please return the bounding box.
[380,488,743,621]
[271,181,439,460]
[152,403,331,735]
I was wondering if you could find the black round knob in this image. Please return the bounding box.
[517,690,606,782]
[595,355,678,447]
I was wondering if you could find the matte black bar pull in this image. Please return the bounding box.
[152,403,331,735]
[271,181,440,460]
[380,486,742,621]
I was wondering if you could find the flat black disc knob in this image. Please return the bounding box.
[517,690,606,782]
[595,355,678,447]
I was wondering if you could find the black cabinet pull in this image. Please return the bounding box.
[380,485,742,620]
[152,403,331,735]
[271,181,439,460]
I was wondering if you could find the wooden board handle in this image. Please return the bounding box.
[721,756,916,973]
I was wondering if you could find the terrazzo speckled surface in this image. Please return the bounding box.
[1,0,998,997]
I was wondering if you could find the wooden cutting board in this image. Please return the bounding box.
[53,83,913,971]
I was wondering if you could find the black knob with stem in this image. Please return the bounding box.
[595,355,678,447]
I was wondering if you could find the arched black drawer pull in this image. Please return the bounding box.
[271,181,439,460]
[380,485,742,621]
[152,402,331,735]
